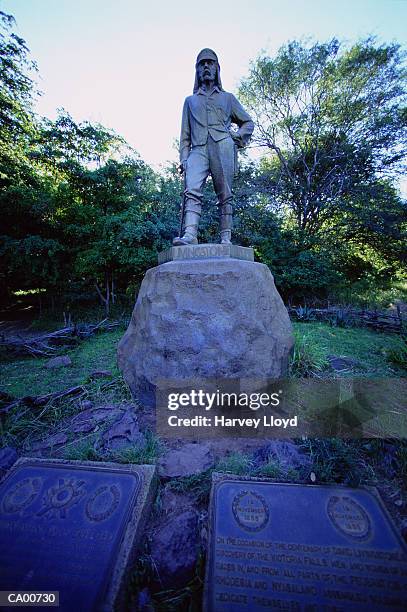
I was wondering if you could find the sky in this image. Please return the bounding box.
[3,0,407,174]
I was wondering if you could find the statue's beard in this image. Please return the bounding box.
[199,74,214,84]
[194,66,221,93]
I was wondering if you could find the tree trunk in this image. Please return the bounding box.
[105,273,110,317]
[111,276,115,305]
[95,276,110,317]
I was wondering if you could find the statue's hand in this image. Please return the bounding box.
[179,161,187,175]
[230,131,244,148]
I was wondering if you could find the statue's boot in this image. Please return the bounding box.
[173,210,200,246]
[220,202,233,244]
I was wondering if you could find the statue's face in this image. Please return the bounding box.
[197,58,217,84]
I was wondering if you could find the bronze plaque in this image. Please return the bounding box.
[0,459,155,611]
[205,477,407,611]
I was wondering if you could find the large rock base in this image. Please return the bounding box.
[118,259,294,408]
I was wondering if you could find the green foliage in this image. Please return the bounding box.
[300,439,375,486]
[255,459,283,479]
[255,228,343,300]
[1,16,406,308]
[292,321,406,376]
[216,452,253,475]
[254,459,301,481]
[0,328,125,398]
[331,277,407,309]
[387,335,407,371]
[0,11,38,187]
[290,331,329,377]
[0,327,135,451]
[239,38,407,300]
[37,111,127,169]
[63,438,100,461]
[167,470,213,506]
[240,38,406,231]
[113,430,164,464]
[328,306,355,328]
[293,305,317,322]
[361,439,407,484]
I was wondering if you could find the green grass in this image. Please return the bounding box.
[167,469,214,505]
[387,336,407,371]
[292,322,406,377]
[254,459,301,481]
[0,329,125,398]
[60,430,164,464]
[1,322,405,471]
[213,440,405,489]
[166,454,259,504]
[290,331,329,377]
[0,328,134,451]
[2,400,74,447]
[113,430,164,464]
[216,452,254,475]
[0,382,130,453]
[299,439,376,486]
[170,440,396,489]
[61,437,100,461]
[2,324,403,404]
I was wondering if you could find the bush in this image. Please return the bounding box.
[256,231,342,301]
[387,336,407,371]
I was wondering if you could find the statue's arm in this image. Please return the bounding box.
[230,94,254,148]
[179,99,191,163]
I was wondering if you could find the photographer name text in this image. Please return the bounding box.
[167,415,298,429]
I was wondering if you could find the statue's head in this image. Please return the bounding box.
[193,48,223,93]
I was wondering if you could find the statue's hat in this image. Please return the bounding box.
[196,48,219,65]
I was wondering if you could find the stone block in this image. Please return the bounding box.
[158,243,254,264]
[45,355,72,369]
[150,509,199,589]
[158,443,214,479]
[118,258,293,408]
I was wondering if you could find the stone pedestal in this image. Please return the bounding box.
[158,243,254,264]
[118,255,294,408]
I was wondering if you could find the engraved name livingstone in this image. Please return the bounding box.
[204,476,407,611]
[0,458,156,612]
[157,243,254,264]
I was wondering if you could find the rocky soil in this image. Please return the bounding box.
[1,394,406,607]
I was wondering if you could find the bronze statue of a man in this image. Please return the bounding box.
[173,49,254,246]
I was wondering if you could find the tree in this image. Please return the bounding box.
[36,110,128,171]
[239,38,407,233]
[70,157,159,314]
[0,11,50,300]
[0,10,38,187]
[33,112,161,313]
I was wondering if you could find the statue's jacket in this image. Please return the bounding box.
[179,86,254,163]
